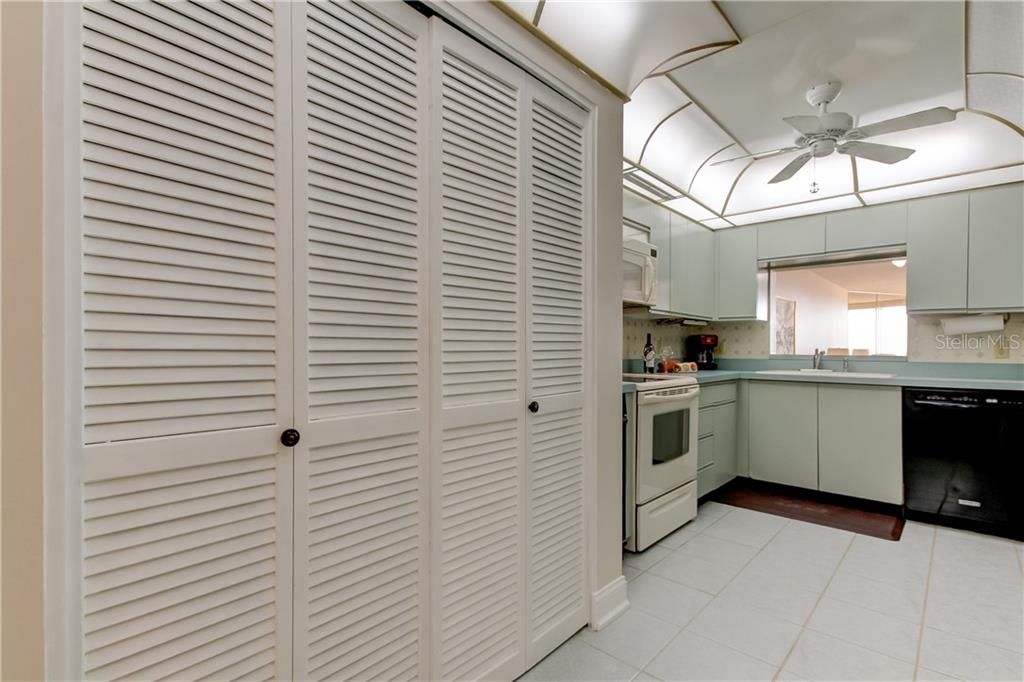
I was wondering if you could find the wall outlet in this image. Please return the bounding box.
[993,342,1010,360]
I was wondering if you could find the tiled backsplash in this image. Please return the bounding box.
[622,317,770,360]
[624,313,1024,364]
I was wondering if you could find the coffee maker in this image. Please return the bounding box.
[685,334,719,370]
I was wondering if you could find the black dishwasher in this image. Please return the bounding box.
[903,387,1024,540]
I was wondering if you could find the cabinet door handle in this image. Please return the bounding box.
[528,401,539,414]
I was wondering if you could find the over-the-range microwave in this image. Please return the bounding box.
[623,238,658,306]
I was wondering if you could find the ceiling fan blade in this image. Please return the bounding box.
[847,106,957,139]
[782,115,823,135]
[709,146,801,166]
[768,152,812,184]
[838,141,915,164]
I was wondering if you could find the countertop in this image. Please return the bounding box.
[688,370,1024,392]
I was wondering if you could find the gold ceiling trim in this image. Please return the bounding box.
[721,162,1024,219]
[688,142,736,193]
[724,191,862,219]
[962,107,1024,137]
[850,157,867,206]
[532,0,545,26]
[665,72,752,155]
[967,71,1024,79]
[721,160,755,215]
[490,1,630,102]
[638,101,693,165]
[711,0,742,42]
[647,44,736,77]
[645,40,739,77]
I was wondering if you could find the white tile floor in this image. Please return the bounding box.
[520,502,1024,682]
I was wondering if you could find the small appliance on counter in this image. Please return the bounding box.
[685,334,719,370]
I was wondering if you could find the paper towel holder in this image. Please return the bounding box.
[940,313,1009,335]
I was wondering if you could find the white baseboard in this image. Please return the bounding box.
[589,575,629,631]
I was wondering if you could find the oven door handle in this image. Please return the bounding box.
[912,399,978,409]
[638,389,699,405]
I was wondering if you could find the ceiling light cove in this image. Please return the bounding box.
[615,0,1024,228]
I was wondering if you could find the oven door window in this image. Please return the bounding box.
[652,407,690,464]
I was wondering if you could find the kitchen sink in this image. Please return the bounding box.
[755,369,895,379]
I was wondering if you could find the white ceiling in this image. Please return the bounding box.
[679,2,965,154]
[812,260,907,297]
[506,0,1024,228]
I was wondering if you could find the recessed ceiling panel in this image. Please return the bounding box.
[642,105,735,192]
[623,76,690,162]
[716,1,816,39]
[688,146,744,213]
[856,112,1024,190]
[967,0,1024,77]
[727,194,862,225]
[674,1,965,153]
[663,196,718,221]
[701,217,736,230]
[538,0,735,93]
[968,75,1024,131]
[860,166,1024,204]
[726,152,854,214]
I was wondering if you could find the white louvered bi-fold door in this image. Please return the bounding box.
[429,20,591,681]
[77,1,293,679]
[429,21,528,682]
[291,2,430,681]
[523,80,589,667]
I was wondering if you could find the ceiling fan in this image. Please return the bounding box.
[712,81,958,184]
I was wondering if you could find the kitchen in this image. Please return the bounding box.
[607,1,1023,680]
[1,1,1021,681]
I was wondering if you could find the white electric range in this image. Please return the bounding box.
[622,373,700,551]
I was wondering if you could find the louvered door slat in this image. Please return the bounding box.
[525,83,589,666]
[77,2,292,679]
[292,2,429,680]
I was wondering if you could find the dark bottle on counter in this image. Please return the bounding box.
[643,333,655,374]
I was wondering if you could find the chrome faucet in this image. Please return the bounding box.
[812,348,826,369]
[842,356,850,372]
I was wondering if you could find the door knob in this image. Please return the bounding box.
[528,401,539,414]
[280,428,301,447]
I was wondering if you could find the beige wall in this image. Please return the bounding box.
[1,1,45,679]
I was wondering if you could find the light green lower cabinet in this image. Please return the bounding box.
[818,385,903,504]
[696,384,738,497]
[748,382,818,489]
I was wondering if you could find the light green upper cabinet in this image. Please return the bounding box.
[716,226,767,320]
[968,183,1024,312]
[756,214,826,260]
[668,213,715,319]
[682,220,716,319]
[825,202,907,253]
[648,205,673,312]
[623,188,652,226]
[818,385,902,504]
[907,192,969,312]
[748,381,818,489]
